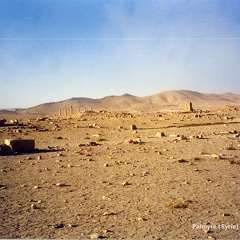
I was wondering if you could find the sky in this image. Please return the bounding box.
[0,0,240,108]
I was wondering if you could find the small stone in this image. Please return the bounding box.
[211,154,220,159]
[102,196,111,200]
[53,223,64,229]
[194,169,201,172]
[38,155,42,160]
[177,159,189,163]
[68,224,78,228]
[122,181,130,186]
[34,185,41,189]
[89,141,99,146]
[222,213,231,216]
[178,135,188,140]
[31,204,38,210]
[90,233,99,239]
[142,171,149,176]
[156,132,165,137]
[104,163,109,167]
[204,229,211,234]
[103,211,114,216]
[130,125,137,130]
[56,183,67,187]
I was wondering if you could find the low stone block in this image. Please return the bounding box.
[0,119,6,126]
[5,139,35,153]
[0,144,13,156]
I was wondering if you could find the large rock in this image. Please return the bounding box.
[0,144,13,156]
[5,139,35,153]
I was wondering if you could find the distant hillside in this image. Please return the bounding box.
[17,90,240,116]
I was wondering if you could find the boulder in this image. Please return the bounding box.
[5,139,35,153]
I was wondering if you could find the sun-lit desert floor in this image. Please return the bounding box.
[0,106,240,239]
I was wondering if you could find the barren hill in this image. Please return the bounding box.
[9,90,240,117]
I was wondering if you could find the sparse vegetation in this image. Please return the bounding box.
[229,158,240,165]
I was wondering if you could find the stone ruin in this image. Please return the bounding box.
[185,102,194,112]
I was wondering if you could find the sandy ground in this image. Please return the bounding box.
[0,107,240,239]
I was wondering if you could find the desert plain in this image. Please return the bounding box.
[0,93,240,239]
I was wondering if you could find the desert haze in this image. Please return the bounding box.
[0,89,240,239]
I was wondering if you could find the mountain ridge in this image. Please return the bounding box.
[10,90,240,116]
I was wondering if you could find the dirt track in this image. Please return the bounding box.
[0,107,239,239]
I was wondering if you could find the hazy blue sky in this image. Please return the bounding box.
[0,0,240,108]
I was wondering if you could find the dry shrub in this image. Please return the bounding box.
[191,157,201,161]
[167,200,193,209]
[96,137,107,141]
[229,159,240,165]
[127,139,142,144]
[225,144,236,150]
[167,202,188,209]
